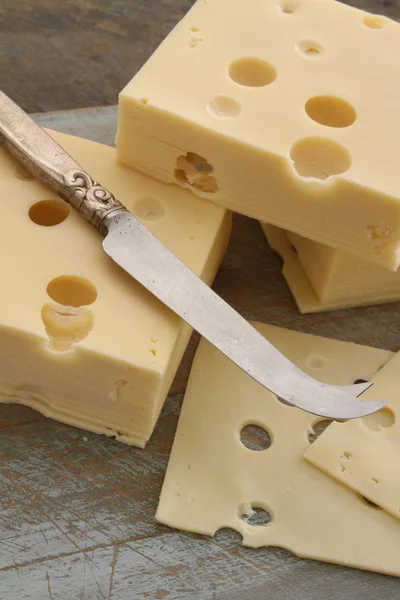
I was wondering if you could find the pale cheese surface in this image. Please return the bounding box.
[156,323,400,576]
[0,131,230,446]
[305,351,400,522]
[118,0,400,269]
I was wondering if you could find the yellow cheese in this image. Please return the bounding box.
[262,223,400,312]
[117,0,400,270]
[304,352,400,522]
[0,131,231,447]
[156,323,400,576]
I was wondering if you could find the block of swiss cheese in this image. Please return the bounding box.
[262,223,400,312]
[117,0,400,270]
[0,131,231,447]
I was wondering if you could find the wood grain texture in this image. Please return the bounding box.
[0,0,195,112]
[1,0,400,596]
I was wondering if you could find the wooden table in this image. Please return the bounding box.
[1,0,400,598]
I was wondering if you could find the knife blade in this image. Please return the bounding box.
[0,90,385,419]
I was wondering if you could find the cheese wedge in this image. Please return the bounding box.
[117,0,400,270]
[262,223,400,312]
[0,131,231,447]
[156,323,400,576]
[304,352,400,522]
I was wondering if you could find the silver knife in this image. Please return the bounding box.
[0,90,385,419]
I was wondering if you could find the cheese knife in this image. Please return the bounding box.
[0,90,385,419]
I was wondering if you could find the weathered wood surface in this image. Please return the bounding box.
[2,0,400,597]
[0,0,196,113]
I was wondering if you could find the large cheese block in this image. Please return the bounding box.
[156,323,400,576]
[0,131,231,447]
[117,0,400,270]
[262,223,400,312]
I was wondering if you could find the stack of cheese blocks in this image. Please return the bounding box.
[3,0,400,579]
[117,0,400,312]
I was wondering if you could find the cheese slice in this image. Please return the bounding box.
[0,131,231,447]
[262,223,400,312]
[117,0,400,270]
[304,352,400,522]
[156,323,400,576]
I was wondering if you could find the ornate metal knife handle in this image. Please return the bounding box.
[0,90,126,236]
[62,169,125,235]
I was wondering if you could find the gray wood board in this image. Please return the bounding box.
[0,106,399,600]
[0,0,197,113]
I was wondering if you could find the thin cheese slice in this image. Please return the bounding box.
[262,223,400,312]
[0,131,231,447]
[156,324,400,576]
[304,353,400,521]
[117,0,400,270]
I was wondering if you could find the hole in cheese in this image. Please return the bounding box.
[134,197,165,221]
[41,303,93,352]
[241,504,272,526]
[213,528,244,545]
[362,406,395,431]
[296,40,324,57]
[305,96,356,128]
[228,57,277,87]
[363,14,385,29]
[29,199,70,227]
[308,419,332,444]
[47,275,98,308]
[175,152,218,193]
[279,1,298,14]
[207,96,241,119]
[240,424,271,451]
[290,137,351,180]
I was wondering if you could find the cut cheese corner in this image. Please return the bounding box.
[0,130,231,447]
